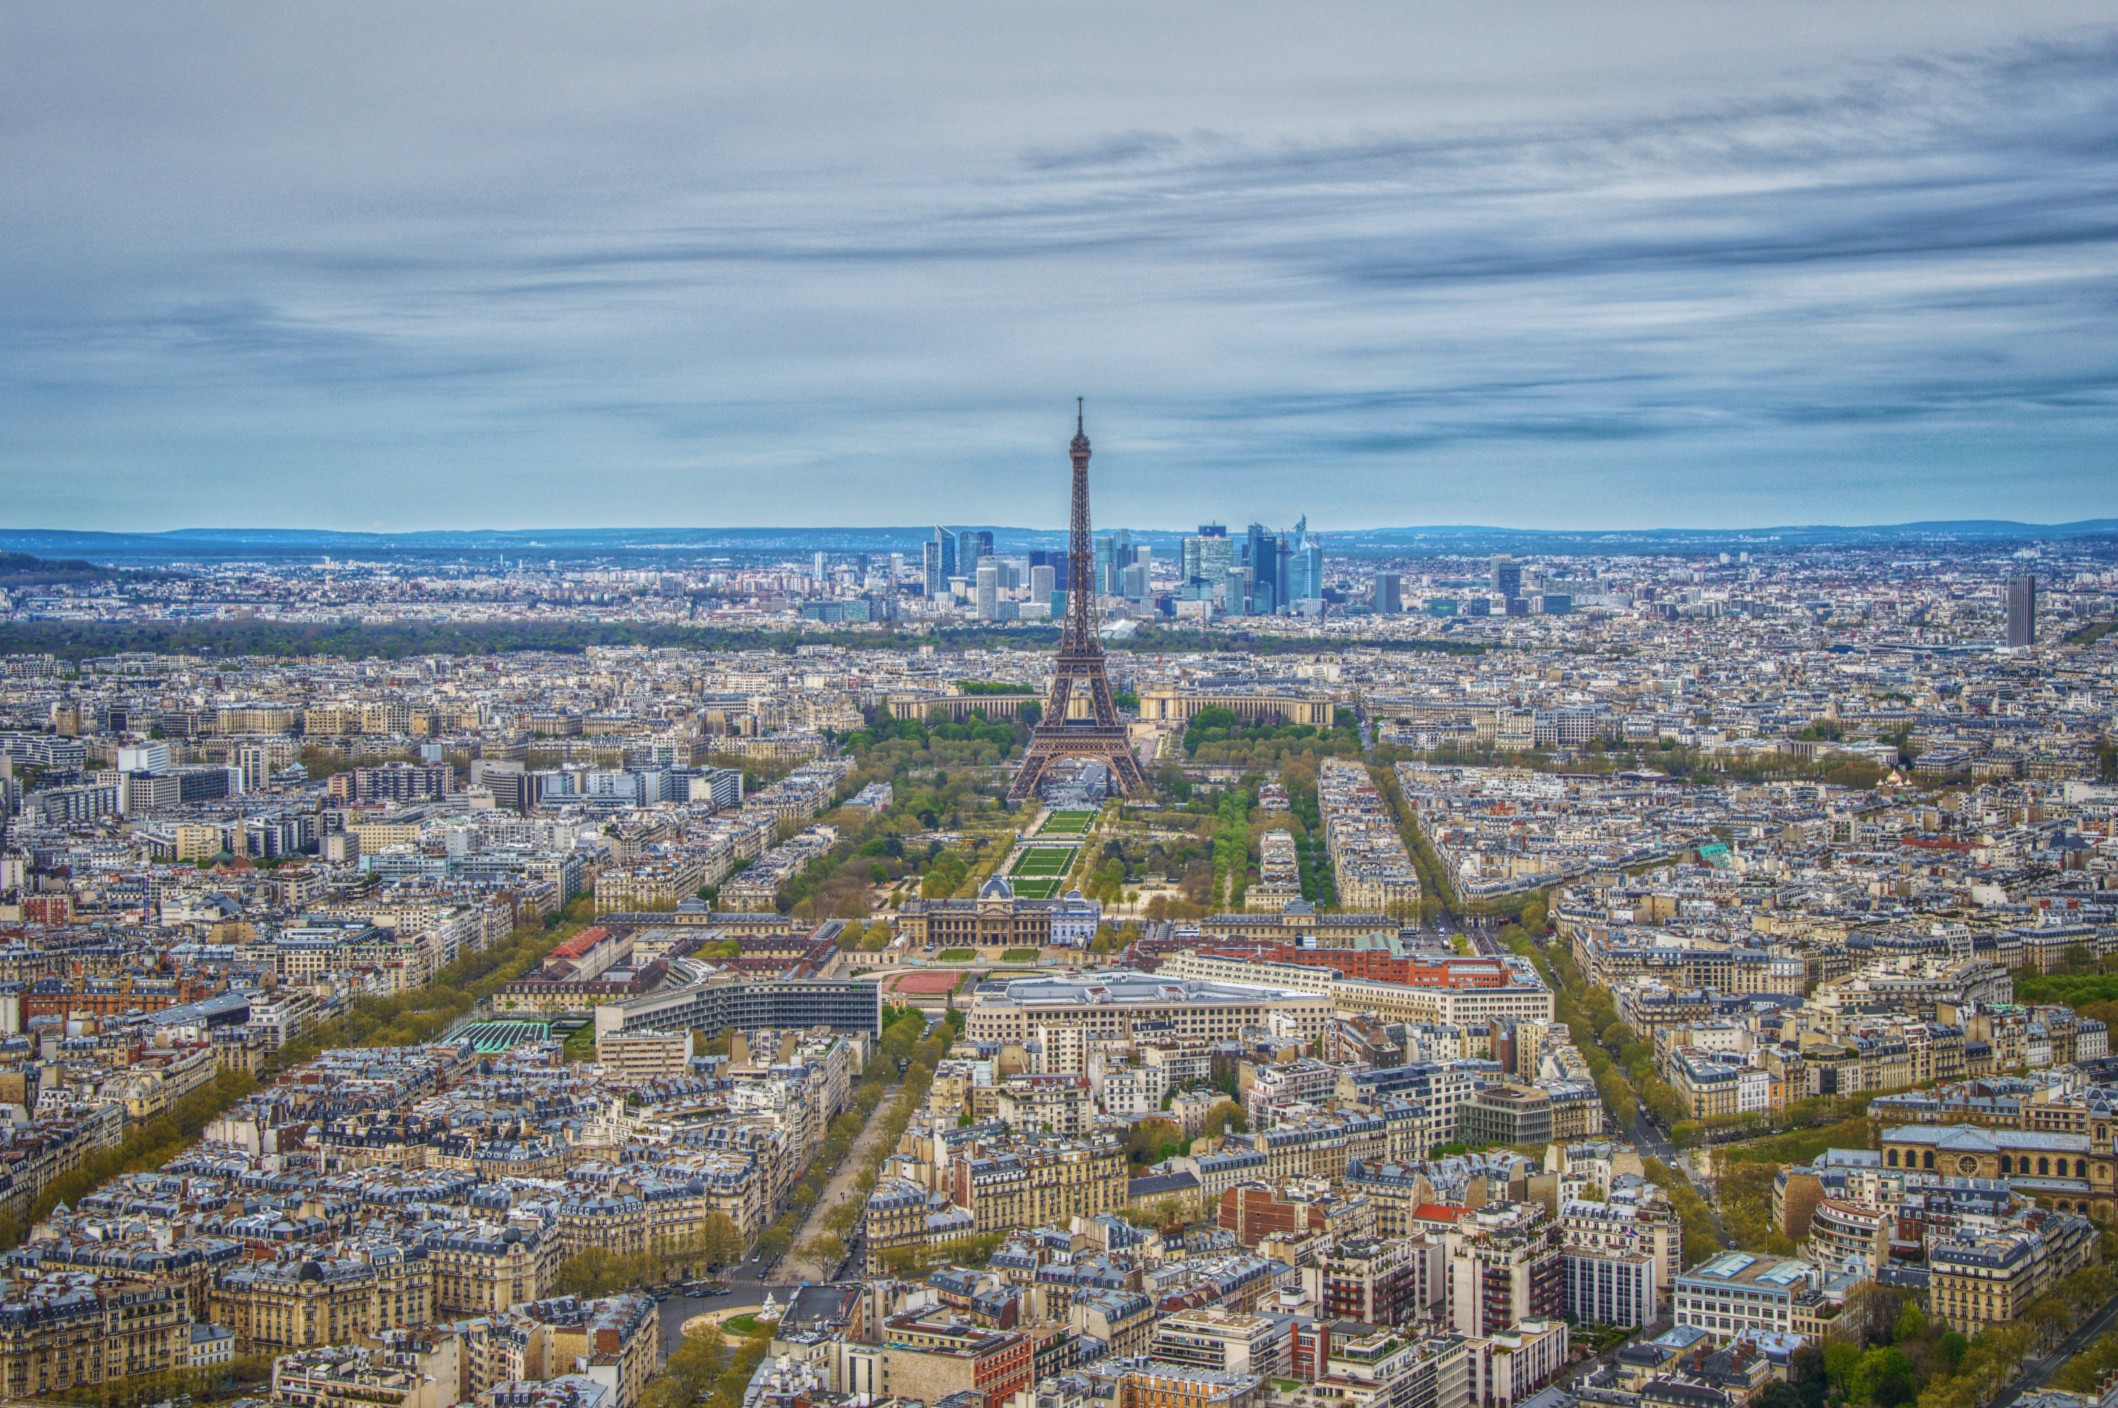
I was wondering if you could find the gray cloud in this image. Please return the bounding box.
[0,2,2114,530]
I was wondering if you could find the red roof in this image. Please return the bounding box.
[549,926,612,959]
[1414,1203,1470,1223]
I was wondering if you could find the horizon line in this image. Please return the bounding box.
[5,517,2118,541]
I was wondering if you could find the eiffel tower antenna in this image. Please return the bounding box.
[1009,401,1147,803]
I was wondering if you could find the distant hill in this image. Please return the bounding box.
[0,519,2112,565]
[0,550,117,585]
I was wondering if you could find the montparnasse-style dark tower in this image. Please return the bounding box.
[1009,401,1148,802]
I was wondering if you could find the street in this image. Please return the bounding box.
[656,1278,787,1358]
[1990,1292,2118,1408]
[778,1079,903,1283]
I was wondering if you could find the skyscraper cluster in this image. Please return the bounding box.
[1177,517,1325,616]
[924,526,995,597]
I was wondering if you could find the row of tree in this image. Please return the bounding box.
[803,1011,963,1270]
[1497,919,1647,1135]
[550,1214,745,1296]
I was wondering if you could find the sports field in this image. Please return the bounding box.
[1038,809,1096,836]
[1010,846,1077,878]
[887,970,961,996]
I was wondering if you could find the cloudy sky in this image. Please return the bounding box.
[3,2,2115,532]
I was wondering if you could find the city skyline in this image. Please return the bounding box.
[5,3,2117,531]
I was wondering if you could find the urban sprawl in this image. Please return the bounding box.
[0,523,2114,1408]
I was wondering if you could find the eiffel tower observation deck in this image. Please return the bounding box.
[1008,401,1148,803]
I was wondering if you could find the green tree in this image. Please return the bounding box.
[1789,1345,1829,1408]
[1126,1116,1183,1165]
[1852,1347,1915,1408]
[1823,1339,1860,1399]
[1201,1099,1247,1139]
[699,1212,742,1269]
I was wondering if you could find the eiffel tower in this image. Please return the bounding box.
[1009,401,1148,802]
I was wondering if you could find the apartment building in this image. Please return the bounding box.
[212,1244,435,1355]
[1112,1359,1263,1408]
[593,1031,692,1085]
[1560,1192,1682,1312]
[1928,1211,2098,1332]
[0,1274,190,1400]
[1448,1203,1564,1338]
[1317,759,1422,916]
[948,1136,1128,1232]
[1150,1309,1290,1379]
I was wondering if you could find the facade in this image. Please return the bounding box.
[1156,953,1553,1031]
[1671,1253,1816,1339]
[0,1276,189,1400]
[964,973,1335,1046]
[1929,1212,2097,1332]
[1466,1320,1568,1408]
[1559,1195,1682,1305]
[1461,1086,1553,1149]
[1448,1203,1564,1338]
[593,977,881,1041]
[427,1224,555,1317]
[879,1313,1036,1408]
[1878,1124,2117,1220]
[2007,574,2037,648]
[594,1031,692,1085]
[1563,1248,1659,1328]
[1322,1237,1440,1328]
[1137,690,1333,728]
[949,1137,1128,1231]
[213,1247,434,1355]
[1310,1331,1469,1408]
[1113,1359,1263,1408]
[896,882,1101,950]
[1149,1309,1289,1379]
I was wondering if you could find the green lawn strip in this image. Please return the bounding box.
[1009,846,1078,877]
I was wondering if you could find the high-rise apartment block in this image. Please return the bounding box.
[2007,573,2037,647]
